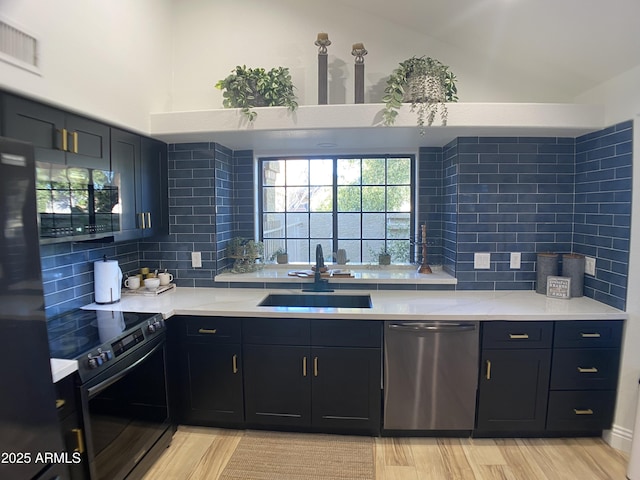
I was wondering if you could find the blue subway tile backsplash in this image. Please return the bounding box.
[39,121,632,315]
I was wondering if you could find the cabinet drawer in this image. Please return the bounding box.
[546,390,616,431]
[243,318,310,345]
[184,316,241,343]
[482,321,553,349]
[311,320,381,347]
[554,320,623,348]
[550,348,621,390]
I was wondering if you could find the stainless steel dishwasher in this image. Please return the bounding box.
[383,320,479,432]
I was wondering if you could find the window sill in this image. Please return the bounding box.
[214,264,457,287]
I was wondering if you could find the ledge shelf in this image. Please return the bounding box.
[149,102,605,151]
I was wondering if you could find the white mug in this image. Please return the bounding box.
[124,276,140,289]
[158,272,173,286]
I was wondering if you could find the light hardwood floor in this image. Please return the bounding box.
[144,426,630,480]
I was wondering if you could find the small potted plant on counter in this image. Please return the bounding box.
[382,56,458,132]
[215,65,298,121]
[227,237,264,273]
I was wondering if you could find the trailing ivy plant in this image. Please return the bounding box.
[382,56,458,132]
[215,65,298,121]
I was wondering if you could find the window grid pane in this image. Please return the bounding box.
[260,156,414,263]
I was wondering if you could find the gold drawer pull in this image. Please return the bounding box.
[509,334,529,339]
[314,357,319,377]
[581,333,601,338]
[198,328,217,334]
[72,428,85,453]
[232,354,238,374]
[574,409,594,415]
[72,131,78,153]
[61,128,68,151]
[55,399,66,409]
[486,360,492,380]
[577,367,598,373]
[303,356,307,377]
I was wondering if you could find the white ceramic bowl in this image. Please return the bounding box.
[144,277,161,290]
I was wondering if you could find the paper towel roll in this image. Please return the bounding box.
[94,259,123,304]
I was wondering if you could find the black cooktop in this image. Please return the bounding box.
[47,309,158,360]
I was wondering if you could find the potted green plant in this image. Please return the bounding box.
[215,65,298,121]
[269,247,289,264]
[382,56,458,131]
[378,249,392,266]
[227,237,264,273]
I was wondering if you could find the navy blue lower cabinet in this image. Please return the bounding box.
[546,320,623,432]
[176,316,244,426]
[242,318,382,435]
[476,347,552,433]
[474,320,623,436]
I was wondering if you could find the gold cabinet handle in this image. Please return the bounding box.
[581,333,601,338]
[72,131,78,153]
[577,367,598,373]
[55,399,66,409]
[303,356,307,377]
[486,360,492,380]
[198,328,217,334]
[72,428,85,453]
[313,357,318,377]
[138,212,146,229]
[61,128,68,151]
[232,354,238,374]
[146,212,152,229]
[509,334,529,339]
[574,409,594,415]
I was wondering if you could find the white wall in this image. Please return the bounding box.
[576,70,640,452]
[0,0,173,133]
[168,0,569,112]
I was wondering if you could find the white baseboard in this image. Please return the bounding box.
[604,424,634,454]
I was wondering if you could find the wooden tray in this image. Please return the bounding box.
[122,283,176,296]
[288,270,354,278]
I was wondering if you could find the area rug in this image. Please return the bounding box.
[219,430,375,480]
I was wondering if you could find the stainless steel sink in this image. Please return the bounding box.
[258,293,372,308]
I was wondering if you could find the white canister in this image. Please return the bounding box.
[94,258,123,304]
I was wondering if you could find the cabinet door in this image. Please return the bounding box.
[311,347,381,434]
[64,114,110,170]
[140,137,168,237]
[3,94,66,164]
[243,344,311,427]
[55,374,88,479]
[476,348,551,432]
[182,343,243,425]
[110,128,141,240]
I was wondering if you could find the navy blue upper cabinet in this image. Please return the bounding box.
[111,128,168,241]
[140,136,169,237]
[2,93,110,169]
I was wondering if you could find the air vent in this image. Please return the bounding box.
[0,16,40,74]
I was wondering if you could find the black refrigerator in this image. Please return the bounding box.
[0,137,67,479]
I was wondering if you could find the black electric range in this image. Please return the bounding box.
[47,309,165,383]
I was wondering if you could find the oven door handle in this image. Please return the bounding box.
[87,339,164,398]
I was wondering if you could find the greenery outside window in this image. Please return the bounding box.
[259,155,415,264]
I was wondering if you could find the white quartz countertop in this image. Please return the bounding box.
[51,287,626,382]
[83,287,627,322]
[50,358,78,383]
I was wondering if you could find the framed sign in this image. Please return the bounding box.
[546,276,571,299]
